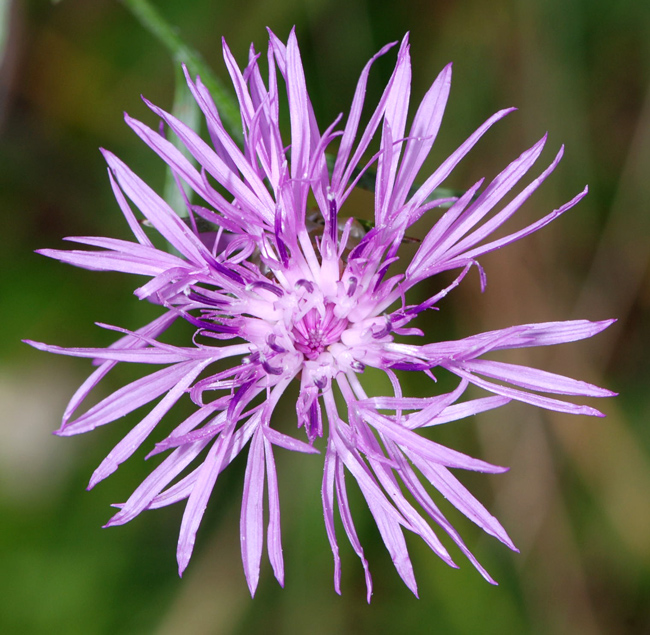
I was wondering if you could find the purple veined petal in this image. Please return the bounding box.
[25,340,192,365]
[36,245,178,277]
[148,417,228,458]
[333,451,373,602]
[94,323,250,362]
[177,380,264,575]
[321,442,342,595]
[375,120,395,228]
[125,114,225,204]
[140,101,277,225]
[263,434,284,587]
[375,41,412,224]
[333,35,412,203]
[242,52,276,165]
[285,29,310,187]
[241,428,266,596]
[108,408,220,526]
[412,395,511,427]
[434,319,616,355]
[148,414,260,511]
[360,474,418,597]
[182,67,240,177]
[357,419,457,568]
[449,365,608,417]
[88,359,212,488]
[420,134,548,265]
[444,145,565,262]
[176,422,238,575]
[323,390,418,595]
[147,403,226,459]
[405,107,516,215]
[61,360,115,426]
[447,186,589,265]
[262,426,320,454]
[333,425,418,595]
[387,440,501,584]
[60,236,183,264]
[49,311,178,426]
[494,319,617,349]
[330,40,398,192]
[107,169,153,246]
[358,377,468,425]
[324,394,405,524]
[102,151,218,267]
[462,359,616,398]
[127,112,253,232]
[421,325,534,362]
[183,66,279,212]
[58,360,203,437]
[362,409,508,473]
[389,63,452,214]
[405,449,516,549]
[405,180,484,281]
[221,37,257,133]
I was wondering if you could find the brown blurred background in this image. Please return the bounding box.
[1,0,649,633]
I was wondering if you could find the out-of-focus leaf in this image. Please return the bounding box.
[119,0,242,143]
[163,65,201,219]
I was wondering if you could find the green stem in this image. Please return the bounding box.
[119,0,242,142]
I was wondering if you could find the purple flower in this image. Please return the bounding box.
[27,29,615,600]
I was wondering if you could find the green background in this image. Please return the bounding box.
[1,0,649,633]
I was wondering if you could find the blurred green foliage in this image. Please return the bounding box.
[1,0,649,633]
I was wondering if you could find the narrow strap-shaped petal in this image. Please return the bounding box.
[108,408,220,526]
[58,360,201,436]
[334,452,373,602]
[176,418,238,575]
[462,359,616,397]
[263,426,320,454]
[142,102,276,223]
[102,150,217,267]
[263,435,284,587]
[88,359,211,488]
[445,145,564,261]
[285,29,310,186]
[405,107,516,215]
[406,452,516,549]
[448,186,589,265]
[411,395,511,427]
[107,169,153,246]
[241,428,266,596]
[322,442,342,595]
[36,245,178,277]
[450,365,607,417]
[388,441,501,583]
[420,135,548,266]
[389,63,452,214]
[25,341,192,365]
[331,40,398,191]
[362,409,508,472]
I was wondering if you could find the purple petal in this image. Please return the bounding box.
[241,429,265,596]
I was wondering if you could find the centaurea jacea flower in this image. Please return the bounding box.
[27,29,615,600]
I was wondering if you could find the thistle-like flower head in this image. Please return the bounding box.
[27,29,615,600]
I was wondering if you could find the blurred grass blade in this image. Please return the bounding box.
[163,65,201,219]
[0,0,10,67]
[119,0,242,143]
